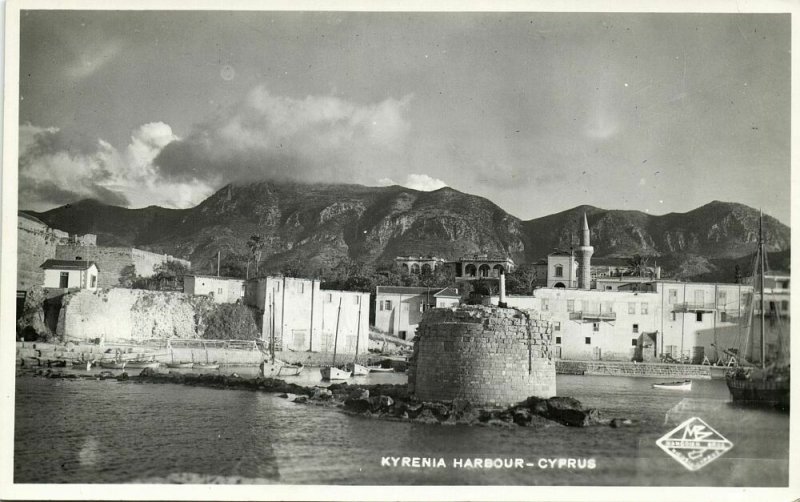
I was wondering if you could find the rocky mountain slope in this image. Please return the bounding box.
[26,181,790,281]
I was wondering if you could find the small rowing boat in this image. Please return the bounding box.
[652,380,692,391]
[320,366,351,380]
[277,362,304,376]
[166,362,194,369]
[366,366,394,373]
[125,360,160,369]
[194,362,220,370]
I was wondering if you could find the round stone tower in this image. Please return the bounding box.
[408,305,556,407]
[577,213,594,290]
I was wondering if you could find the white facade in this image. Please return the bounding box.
[374,286,460,340]
[184,275,245,304]
[546,253,578,288]
[41,262,99,290]
[244,276,370,355]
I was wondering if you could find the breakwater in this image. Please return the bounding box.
[556,360,715,379]
[20,366,628,429]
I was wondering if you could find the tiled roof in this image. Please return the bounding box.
[40,259,98,271]
[376,286,433,295]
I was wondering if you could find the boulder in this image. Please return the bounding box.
[513,408,532,426]
[293,395,308,404]
[116,372,129,381]
[139,367,159,378]
[404,402,424,419]
[545,397,598,427]
[413,409,440,424]
[379,395,394,410]
[423,402,450,420]
[452,398,471,415]
[348,388,369,400]
[609,418,634,428]
[313,387,333,400]
[524,396,549,416]
[343,397,371,413]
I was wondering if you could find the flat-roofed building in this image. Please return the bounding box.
[184,275,245,304]
[374,286,461,340]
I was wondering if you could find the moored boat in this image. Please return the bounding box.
[194,362,220,370]
[97,360,127,369]
[277,362,303,376]
[166,362,195,369]
[346,363,369,376]
[320,366,351,380]
[652,380,692,391]
[366,365,394,373]
[124,360,160,369]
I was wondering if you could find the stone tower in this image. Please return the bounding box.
[577,213,594,290]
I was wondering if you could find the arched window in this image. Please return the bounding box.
[479,264,490,277]
[421,263,432,275]
[493,264,504,277]
[401,263,409,274]
[554,282,566,289]
[411,263,420,274]
[555,265,564,278]
[465,264,477,277]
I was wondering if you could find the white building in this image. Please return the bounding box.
[40,259,99,290]
[374,286,461,340]
[244,276,369,355]
[184,275,245,304]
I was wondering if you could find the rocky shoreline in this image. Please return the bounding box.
[18,367,634,429]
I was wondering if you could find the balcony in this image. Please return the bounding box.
[569,311,617,322]
[672,302,718,313]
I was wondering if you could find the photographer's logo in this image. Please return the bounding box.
[656,417,733,471]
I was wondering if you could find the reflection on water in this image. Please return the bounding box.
[14,375,789,486]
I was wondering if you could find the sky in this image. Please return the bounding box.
[17,11,791,224]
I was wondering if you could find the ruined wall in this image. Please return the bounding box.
[17,215,59,290]
[55,245,191,288]
[409,306,556,407]
[57,289,212,343]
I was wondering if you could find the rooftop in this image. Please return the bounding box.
[434,287,461,297]
[40,259,98,271]
[377,286,451,296]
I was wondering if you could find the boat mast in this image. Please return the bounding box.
[353,297,362,367]
[332,297,342,367]
[759,210,766,370]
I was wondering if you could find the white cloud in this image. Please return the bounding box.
[375,174,447,192]
[18,122,213,211]
[65,41,122,80]
[154,86,414,186]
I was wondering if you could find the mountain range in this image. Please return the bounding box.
[25,181,791,282]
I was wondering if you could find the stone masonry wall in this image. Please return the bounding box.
[410,306,556,407]
[17,216,59,290]
[57,288,212,343]
[55,245,191,288]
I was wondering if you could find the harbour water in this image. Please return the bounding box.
[14,372,789,486]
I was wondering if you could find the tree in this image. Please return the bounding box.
[505,264,538,295]
[151,260,190,291]
[118,264,138,288]
[626,254,649,277]
[202,304,260,340]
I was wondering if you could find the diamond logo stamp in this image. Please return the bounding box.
[656,417,733,471]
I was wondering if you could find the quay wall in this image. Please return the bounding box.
[410,306,556,407]
[556,360,714,379]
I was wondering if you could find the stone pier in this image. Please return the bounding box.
[409,305,556,407]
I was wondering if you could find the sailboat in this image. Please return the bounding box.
[321,297,352,380]
[725,211,790,411]
[261,293,292,378]
[346,299,369,377]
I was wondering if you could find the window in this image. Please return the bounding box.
[696,312,704,322]
[295,282,305,294]
[419,302,425,312]
[781,300,789,311]
[554,265,563,278]
[592,322,599,332]
[631,339,638,346]
[541,299,549,311]
[628,302,636,314]
[718,291,727,306]
[325,293,333,303]
[383,300,393,311]
[671,312,677,321]
[354,296,360,305]
[605,286,613,291]
[668,289,677,303]
[399,330,407,340]
[585,337,592,345]
[217,288,223,294]
[554,321,561,331]
[780,280,789,289]
[640,303,648,315]
[555,337,562,344]
[632,323,639,333]
[438,301,445,307]
[567,300,575,312]
[59,272,69,288]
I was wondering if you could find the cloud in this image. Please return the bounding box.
[65,41,121,80]
[18,122,214,211]
[377,174,448,192]
[154,86,413,186]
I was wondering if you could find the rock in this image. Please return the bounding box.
[139,367,159,378]
[452,398,471,415]
[98,371,114,378]
[485,418,515,428]
[116,372,129,381]
[545,397,597,427]
[343,397,371,413]
[280,393,295,400]
[230,373,240,378]
[348,388,369,400]
[293,395,308,404]
[413,409,440,424]
[313,387,333,400]
[423,402,450,420]
[405,402,424,419]
[379,395,394,410]
[610,418,634,428]
[513,409,532,426]
[524,396,549,416]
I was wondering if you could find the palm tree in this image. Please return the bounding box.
[627,254,649,277]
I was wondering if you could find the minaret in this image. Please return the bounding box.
[578,213,594,290]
